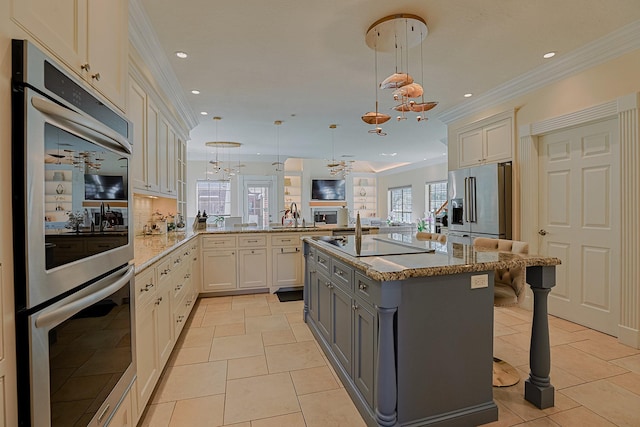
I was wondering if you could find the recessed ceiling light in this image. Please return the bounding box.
[175,51,188,59]
[543,51,556,59]
[256,153,261,155]
[191,90,200,95]
[464,93,473,98]
[200,111,208,116]
[380,152,397,157]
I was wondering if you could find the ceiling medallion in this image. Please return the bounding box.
[362,14,438,133]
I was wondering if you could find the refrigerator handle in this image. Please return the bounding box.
[464,177,469,223]
[470,176,476,223]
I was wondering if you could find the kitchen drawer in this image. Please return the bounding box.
[331,258,353,291]
[238,234,267,247]
[202,235,237,249]
[355,272,380,306]
[271,234,301,247]
[135,266,156,307]
[315,250,331,275]
[156,256,174,288]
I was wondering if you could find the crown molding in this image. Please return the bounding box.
[437,19,640,125]
[129,0,199,131]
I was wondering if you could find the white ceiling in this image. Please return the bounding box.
[138,0,640,171]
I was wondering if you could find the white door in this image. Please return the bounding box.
[242,178,276,227]
[538,118,620,335]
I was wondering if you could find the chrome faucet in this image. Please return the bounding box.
[290,202,299,228]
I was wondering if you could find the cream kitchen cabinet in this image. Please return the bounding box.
[238,235,268,289]
[158,117,178,196]
[271,234,303,289]
[133,241,198,421]
[458,114,513,167]
[11,0,128,110]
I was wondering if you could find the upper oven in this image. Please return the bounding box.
[12,39,134,310]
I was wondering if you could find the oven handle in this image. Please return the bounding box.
[31,96,132,155]
[35,264,134,329]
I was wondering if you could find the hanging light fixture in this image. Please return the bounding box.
[363,14,438,129]
[205,116,242,180]
[361,29,390,136]
[272,120,284,172]
[326,124,354,177]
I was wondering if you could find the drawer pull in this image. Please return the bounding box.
[175,284,182,291]
[161,268,171,276]
[140,283,154,292]
[155,296,163,305]
[174,258,181,264]
[359,283,368,291]
[336,270,344,277]
[352,303,359,311]
[310,269,316,274]
[281,239,291,242]
[318,259,326,265]
[248,239,258,243]
[185,273,191,279]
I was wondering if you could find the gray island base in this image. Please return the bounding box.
[302,235,560,427]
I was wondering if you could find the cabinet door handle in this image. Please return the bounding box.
[155,297,163,305]
[91,72,101,82]
[81,63,91,72]
[336,270,344,277]
[352,303,359,311]
[358,283,368,291]
[141,283,154,292]
[309,269,316,273]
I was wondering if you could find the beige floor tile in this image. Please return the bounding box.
[168,345,211,366]
[269,301,304,314]
[562,379,640,427]
[245,305,272,317]
[265,341,326,373]
[540,391,581,416]
[492,381,549,422]
[210,333,264,361]
[607,371,640,396]
[290,366,340,395]
[224,423,250,427]
[548,406,616,426]
[611,353,640,374]
[265,293,280,303]
[495,337,530,367]
[285,311,305,324]
[178,326,215,348]
[227,355,269,380]
[513,418,561,426]
[548,317,588,333]
[202,309,245,327]
[290,322,314,342]
[250,412,306,427]
[214,323,246,337]
[501,307,533,322]
[551,345,628,382]
[232,298,269,311]
[185,312,204,328]
[205,301,233,312]
[140,402,175,427]
[262,329,297,347]
[495,310,530,327]
[298,388,366,427]
[169,394,225,427]
[569,337,640,361]
[224,372,300,424]
[495,322,520,337]
[152,361,227,403]
[245,314,290,334]
[199,296,233,304]
[498,332,531,352]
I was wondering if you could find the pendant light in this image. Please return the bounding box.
[272,120,283,172]
[361,33,390,136]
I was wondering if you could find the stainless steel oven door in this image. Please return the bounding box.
[28,264,135,427]
[23,87,133,309]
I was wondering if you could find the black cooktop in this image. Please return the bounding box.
[313,234,436,257]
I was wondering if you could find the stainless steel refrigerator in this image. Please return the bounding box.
[447,162,512,245]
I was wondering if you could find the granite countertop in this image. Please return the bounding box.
[133,225,375,273]
[303,234,561,282]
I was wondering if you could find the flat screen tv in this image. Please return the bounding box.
[311,179,346,201]
[84,174,126,200]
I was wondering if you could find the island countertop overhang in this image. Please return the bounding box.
[302,234,561,282]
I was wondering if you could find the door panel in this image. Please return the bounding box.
[538,118,619,335]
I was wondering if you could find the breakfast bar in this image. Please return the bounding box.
[302,234,561,427]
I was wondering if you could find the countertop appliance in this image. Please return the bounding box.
[447,162,512,245]
[12,39,135,427]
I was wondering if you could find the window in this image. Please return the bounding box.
[426,181,447,216]
[388,186,412,222]
[196,180,231,216]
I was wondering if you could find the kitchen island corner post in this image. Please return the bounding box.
[524,265,556,409]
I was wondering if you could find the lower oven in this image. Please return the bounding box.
[16,264,135,427]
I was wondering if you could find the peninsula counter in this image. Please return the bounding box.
[302,234,560,427]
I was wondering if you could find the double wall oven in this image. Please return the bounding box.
[12,40,135,427]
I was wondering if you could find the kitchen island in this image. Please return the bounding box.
[302,234,560,427]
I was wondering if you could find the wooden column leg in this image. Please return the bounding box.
[375,306,398,426]
[525,266,556,409]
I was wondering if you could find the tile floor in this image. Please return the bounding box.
[139,294,640,427]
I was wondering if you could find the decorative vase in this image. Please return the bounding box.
[359,187,367,196]
[56,183,65,194]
